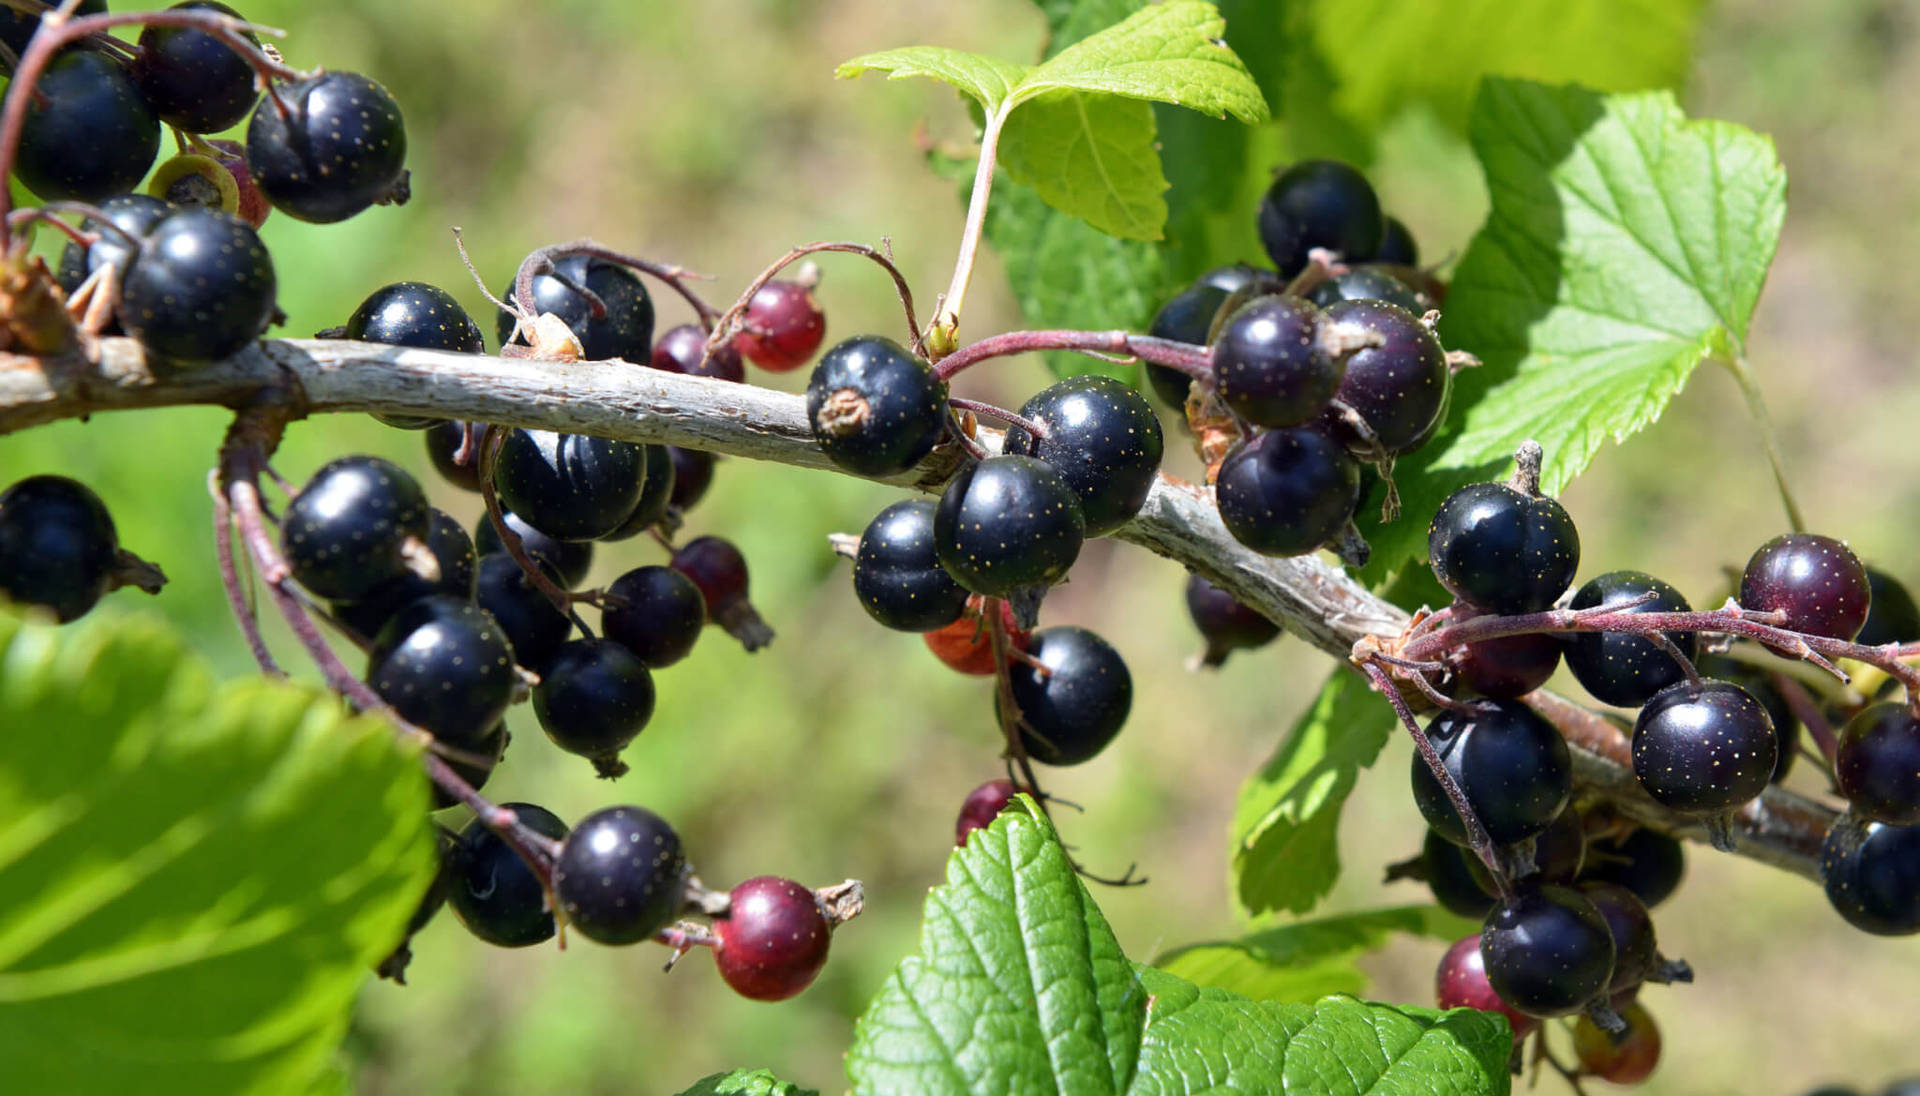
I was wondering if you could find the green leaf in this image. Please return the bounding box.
[1358,79,1788,583]
[1023,0,1267,123]
[1032,0,1138,59]
[0,613,435,1095]
[847,798,1509,1096]
[1154,906,1476,1003]
[1300,0,1705,135]
[675,1069,819,1096]
[1231,669,1396,916]
[1131,969,1512,1095]
[999,92,1167,240]
[834,47,1028,115]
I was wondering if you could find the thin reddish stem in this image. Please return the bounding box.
[947,396,1048,440]
[709,240,924,359]
[207,469,282,677]
[932,329,1212,384]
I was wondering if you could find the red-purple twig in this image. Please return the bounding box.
[946,396,1048,440]
[206,468,282,677]
[708,240,924,359]
[510,240,723,335]
[931,329,1212,384]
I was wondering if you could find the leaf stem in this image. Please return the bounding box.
[934,105,1011,352]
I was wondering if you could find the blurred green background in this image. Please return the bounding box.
[4,1,1920,1093]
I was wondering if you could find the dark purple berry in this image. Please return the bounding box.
[1822,812,1920,935]
[1581,828,1685,910]
[132,2,260,133]
[1211,295,1344,428]
[1002,626,1132,766]
[1838,703,1920,825]
[475,509,594,589]
[428,723,505,811]
[491,429,647,541]
[552,806,686,945]
[117,207,276,362]
[1453,631,1562,699]
[1257,159,1384,276]
[1411,699,1572,848]
[56,193,169,296]
[1004,375,1163,536]
[1858,567,1920,647]
[1196,263,1285,296]
[1479,885,1616,1018]
[0,475,121,622]
[1427,481,1580,615]
[280,456,429,602]
[0,0,103,60]
[1565,571,1698,708]
[347,281,485,429]
[1319,298,1449,455]
[473,553,570,675]
[447,804,568,947]
[1214,424,1361,557]
[1739,533,1872,642]
[426,422,482,492]
[666,446,715,512]
[332,507,474,639]
[1184,572,1279,668]
[1470,810,1588,893]
[598,444,676,542]
[1374,216,1419,266]
[713,876,832,1000]
[956,778,1019,846]
[1696,652,1799,783]
[1631,679,1777,818]
[1305,266,1423,313]
[734,279,825,372]
[806,335,948,477]
[670,535,773,650]
[1421,829,1496,919]
[1579,881,1662,994]
[14,50,159,202]
[602,565,705,668]
[852,499,969,633]
[650,322,744,382]
[1145,283,1228,407]
[498,253,654,363]
[933,456,1085,619]
[246,71,407,223]
[532,638,656,776]
[367,594,516,749]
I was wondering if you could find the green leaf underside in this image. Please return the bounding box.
[1000,92,1168,241]
[1358,79,1788,584]
[834,47,1028,115]
[847,801,1508,1095]
[1154,905,1477,1003]
[1231,670,1396,917]
[674,1068,820,1096]
[0,613,434,1096]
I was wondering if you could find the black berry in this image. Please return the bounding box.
[734,279,825,372]
[1858,566,1920,647]
[491,429,647,542]
[1411,699,1572,848]
[1427,481,1580,615]
[1564,570,1698,708]
[1184,573,1279,668]
[1696,651,1799,783]
[651,323,744,383]
[446,804,568,948]
[851,499,970,632]
[475,509,594,589]
[1215,424,1362,557]
[552,806,686,945]
[0,0,103,60]
[56,193,170,296]
[367,594,516,749]
[1452,631,1563,700]
[1631,679,1778,818]
[426,422,482,493]
[1580,828,1685,910]
[1003,375,1164,536]
[599,444,676,542]
[1821,812,1920,935]
[332,507,475,639]
[1578,881,1662,995]
[1479,885,1616,1018]
[1145,283,1228,407]
[1421,829,1496,919]
[118,207,277,362]
[1305,266,1423,313]
[132,2,260,133]
[1211,295,1344,429]
[713,876,833,1001]
[1002,626,1132,766]
[1196,263,1285,296]
[601,564,706,668]
[246,70,407,223]
[1256,159,1384,276]
[806,336,948,477]
[14,49,159,202]
[280,456,429,602]
[533,638,656,777]
[0,475,121,622]
[1739,533,1872,642]
[347,281,485,353]
[1374,216,1419,266]
[933,455,1085,617]
[428,723,505,811]
[1319,298,1450,455]
[498,254,655,363]
[1837,703,1920,825]
[473,553,570,675]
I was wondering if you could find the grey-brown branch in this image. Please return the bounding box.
[0,336,1839,879]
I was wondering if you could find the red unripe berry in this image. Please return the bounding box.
[713,876,832,1002]
[1435,935,1536,1042]
[956,779,1019,845]
[923,597,1030,675]
[1572,1001,1662,1085]
[734,280,825,372]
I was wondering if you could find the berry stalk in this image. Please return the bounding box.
[931,329,1213,384]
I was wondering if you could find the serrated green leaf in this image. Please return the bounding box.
[1131,970,1512,1096]
[1154,906,1476,1003]
[1000,92,1168,240]
[1232,669,1396,917]
[0,613,434,1096]
[1023,0,1267,123]
[675,1068,819,1096]
[834,47,1028,114]
[1357,80,1788,583]
[1032,0,1137,59]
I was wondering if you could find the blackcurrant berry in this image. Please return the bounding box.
[1210,294,1343,428]
[428,722,505,811]
[1421,829,1497,919]
[1821,812,1920,935]
[14,50,159,202]
[491,429,647,542]
[1572,1002,1661,1086]
[923,596,1029,676]
[246,71,407,223]
[1453,631,1563,700]
[1858,566,1920,647]
[1581,828,1685,909]
[1305,266,1423,313]
[734,279,825,372]
[1435,934,1536,1041]
[1695,651,1799,783]
[1257,159,1384,276]
[806,336,948,477]
[446,804,568,948]
[1411,699,1572,847]
[1196,263,1286,296]
[1739,533,1872,642]
[1002,626,1132,766]
[475,509,594,589]
[650,323,744,383]
[1214,424,1362,557]
[851,499,969,632]
[118,207,277,362]
[1580,880,1670,997]
[666,446,715,513]
[670,534,773,650]
[0,0,103,60]
[1003,375,1164,536]
[1427,481,1580,615]
[1479,885,1616,1018]
[347,280,485,354]
[933,455,1085,618]
[332,507,475,639]
[280,456,429,602]
[1837,703,1920,825]
[56,193,170,296]
[1632,679,1777,824]
[713,876,833,1001]
[601,564,706,668]
[1564,571,1698,708]
[1145,283,1228,407]
[497,254,655,363]
[132,2,260,133]
[426,422,482,493]
[1374,216,1419,267]
[367,594,516,749]
[956,778,1019,846]
[533,638,656,777]
[1469,810,1588,893]
[473,553,571,675]
[552,806,686,945]
[598,445,676,542]
[1319,298,1449,455]
[0,475,121,622]
[1184,572,1280,668]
